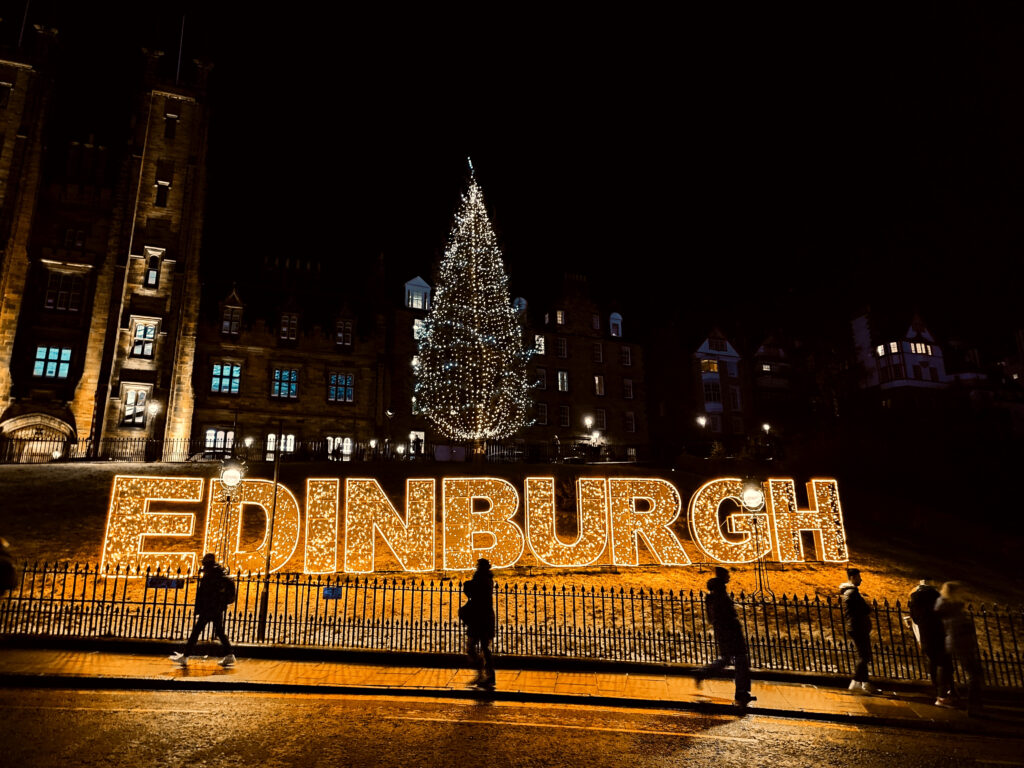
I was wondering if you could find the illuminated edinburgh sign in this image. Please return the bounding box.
[99,475,849,576]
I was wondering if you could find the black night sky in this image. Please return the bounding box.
[10,3,1024,357]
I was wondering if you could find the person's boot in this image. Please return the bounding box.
[219,654,236,668]
[169,652,187,667]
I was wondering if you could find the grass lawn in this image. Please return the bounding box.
[1,461,1020,608]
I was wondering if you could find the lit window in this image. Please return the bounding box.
[595,409,606,430]
[280,313,299,341]
[609,312,623,338]
[204,428,235,455]
[211,362,241,394]
[121,387,148,426]
[221,307,242,336]
[33,346,72,378]
[536,403,548,425]
[556,338,567,358]
[701,359,718,374]
[556,310,565,325]
[621,346,632,366]
[592,343,603,363]
[703,381,722,403]
[557,370,569,392]
[265,433,295,460]
[45,272,83,311]
[889,341,899,354]
[761,362,772,373]
[335,319,353,347]
[131,321,157,359]
[328,372,354,402]
[534,334,546,355]
[272,367,299,398]
[326,436,354,460]
[144,255,160,288]
[594,375,605,396]
[536,367,547,390]
[592,314,600,330]
[559,405,570,427]
[623,378,634,400]
[876,345,885,357]
[624,411,636,433]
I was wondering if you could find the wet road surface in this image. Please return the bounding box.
[1,687,1021,767]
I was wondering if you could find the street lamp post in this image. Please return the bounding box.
[257,420,282,641]
[740,479,773,599]
[218,459,245,567]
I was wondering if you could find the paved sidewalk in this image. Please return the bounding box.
[1,647,1022,738]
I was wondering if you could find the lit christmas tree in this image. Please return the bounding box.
[416,161,531,449]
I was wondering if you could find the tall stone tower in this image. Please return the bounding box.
[0,27,57,434]
[92,51,210,455]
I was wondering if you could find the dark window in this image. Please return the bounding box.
[536,367,547,390]
[559,405,570,427]
[703,381,722,403]
[164,116,177,140]
[131,322,156,359]
[272,367,298,399]
[595,409,606,430]
[536,403,548,425]
[44,273,83,312]
[709,338,727,352]
[621,346,632,366]
[623,378,634,400]
[221,307,242,336]
[592,343,603,363]
[625,411,636,433]
[155,183,169,207]
[280,313,299,341]
[328,372,354,402]
[33,346,72,378]
[335,319,353,347]
[0,83,10,110]
[211,362,241,394]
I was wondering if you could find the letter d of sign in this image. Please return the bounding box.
[204,479,301,574]
[443,477,524,570]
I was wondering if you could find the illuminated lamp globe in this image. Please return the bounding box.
[221,463,244,490]
[741,485,765,511]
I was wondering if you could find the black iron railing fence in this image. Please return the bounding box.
[0,437,643,465]
[2,562,1021,688]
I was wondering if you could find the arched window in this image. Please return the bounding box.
[609,312,623,338]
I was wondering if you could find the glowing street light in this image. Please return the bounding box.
[762,423,771,434]
[741,477,772,599]
[696,415,707,428]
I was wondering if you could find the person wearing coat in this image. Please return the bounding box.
[840,567,877,693]
[935,581,984,716]
[908,579,954,705]
[462,558,496,688]
[694,567,755,707]
[170,553,236,668]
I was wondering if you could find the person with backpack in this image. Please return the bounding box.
[840,567,877,693]
[907,578,954,705]
[460,558,496,689]
[170,553,236,668]
[935,581,984,717]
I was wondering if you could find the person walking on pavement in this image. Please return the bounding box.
[935,581,984,716]
[461,558,496,689]
[840,567,877,693]
[907,578,954,706]
[694,566,756,708]
[170,553,237,668]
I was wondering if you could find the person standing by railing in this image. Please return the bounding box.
[170,553,236,669]
[936,581,984,717]
[907,578,954,706]
[461,558,496,689]
[694,566,755,708]
[840,567,878,693]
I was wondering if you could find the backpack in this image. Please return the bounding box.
[218,577,237,607]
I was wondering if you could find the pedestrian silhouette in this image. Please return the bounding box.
[695,567,756,707]
[0,537,18,594]
[907,578,954,706]
[840,567,877,693]
[170,553,237,668]
[461,558,496,689]
[935,581,984,716]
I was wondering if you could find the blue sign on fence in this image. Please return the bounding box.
[323,586,344,600]
[146,576,185,589]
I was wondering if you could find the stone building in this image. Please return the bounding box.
[0,33,210,460]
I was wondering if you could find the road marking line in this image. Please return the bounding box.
[381,715,756,742]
